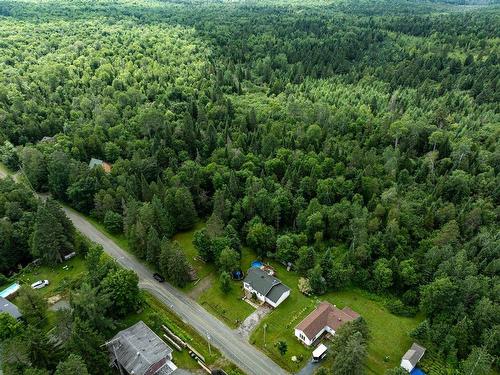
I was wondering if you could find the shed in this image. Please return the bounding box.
[401,343,426,372]
[89,158,112,173]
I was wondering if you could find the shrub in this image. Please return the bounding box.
[385,298,417,317]
[104,211,123,234]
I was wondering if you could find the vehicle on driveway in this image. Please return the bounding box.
[31,280,50,289]
[312,344,327,362]
[153,273,165,282]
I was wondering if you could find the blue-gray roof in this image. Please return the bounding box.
[243,268,290,303]
[0,297,22,320]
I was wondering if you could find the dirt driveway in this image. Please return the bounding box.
[187,275,212,299]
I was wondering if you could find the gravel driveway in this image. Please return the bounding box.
[235,305,271,340]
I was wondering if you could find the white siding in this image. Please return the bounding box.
[294,329,312,346]
[400,359,413,372]
[266,289,290,308]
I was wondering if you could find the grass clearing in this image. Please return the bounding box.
[248,256,422,374]
[0,162,10,175]
[28,213,420,374]
[198,276,254,328]
[11,255,86,299]
[173,221,215,292]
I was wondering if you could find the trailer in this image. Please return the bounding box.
[312,344,327,362]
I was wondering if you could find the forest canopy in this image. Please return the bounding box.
[0,0,498,374]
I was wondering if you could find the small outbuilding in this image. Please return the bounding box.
[89,158,112,173]
[400,343,426,373]
[105,321,177,375]
[243,268,290,308]
[0,297,22,320]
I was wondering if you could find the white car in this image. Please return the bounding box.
[31,280,49,289]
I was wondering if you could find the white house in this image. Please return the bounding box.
[243,268,290,308]
[295,301,360,346]
[400,343,426,372]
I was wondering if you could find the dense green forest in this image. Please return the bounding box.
[0,0,498,374]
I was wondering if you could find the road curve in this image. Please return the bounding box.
[63,207,288,375]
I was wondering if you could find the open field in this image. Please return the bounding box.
[198,276,255,328]
[171,227,423,374]
[2,255,86,299]
[172,221,216,292]
[249,256,423,374]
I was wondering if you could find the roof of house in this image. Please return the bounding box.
[89,158,112,173]
[244,268,290,303]
[402,343,426,366]
[0,297,22,319]
[295,301,360,340]
[106,321,174,375]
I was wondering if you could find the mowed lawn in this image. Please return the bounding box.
[250,257,422,374]
[198,277,254,328]
[84,219,422,374]
[10,255,86,299]
[174,223,255,326]
[173,221,216,292]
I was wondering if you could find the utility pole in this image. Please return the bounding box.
[264,323,268,347]
[206,332,212,356]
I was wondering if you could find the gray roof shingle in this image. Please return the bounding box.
[402,343,426,366]
[244,268,290,303]
[0,297,22,320]
[106,321,174,375]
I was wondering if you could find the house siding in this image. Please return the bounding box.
[401,359,414,372]
[294,329,312,346]
[244,282,289,307]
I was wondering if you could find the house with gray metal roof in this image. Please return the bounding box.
[243,268,290,308]
[0,297,22,320]
[400,343,426,372]
[105,321,177,375]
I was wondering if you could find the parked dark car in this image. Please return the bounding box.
[153,273,165,282]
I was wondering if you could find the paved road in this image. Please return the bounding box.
[63,207,288,375]
[296,359,320,375]
[0,167,287,375]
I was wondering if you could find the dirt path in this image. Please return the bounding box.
[187,275,213,299]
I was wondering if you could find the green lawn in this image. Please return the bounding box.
[173,224,255,326]
[12,255,86,299]
[198,276,254,328]
[249,256,423,374]
[121,292,243,374]
[171,231,422,373]
[37,214,420,374]
[172,221,215,291]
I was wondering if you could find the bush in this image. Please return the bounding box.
[0,273,9,286]
[385,298,417,317]
[104,211,123,234]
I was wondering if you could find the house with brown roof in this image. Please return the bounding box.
[294,301,360,346]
